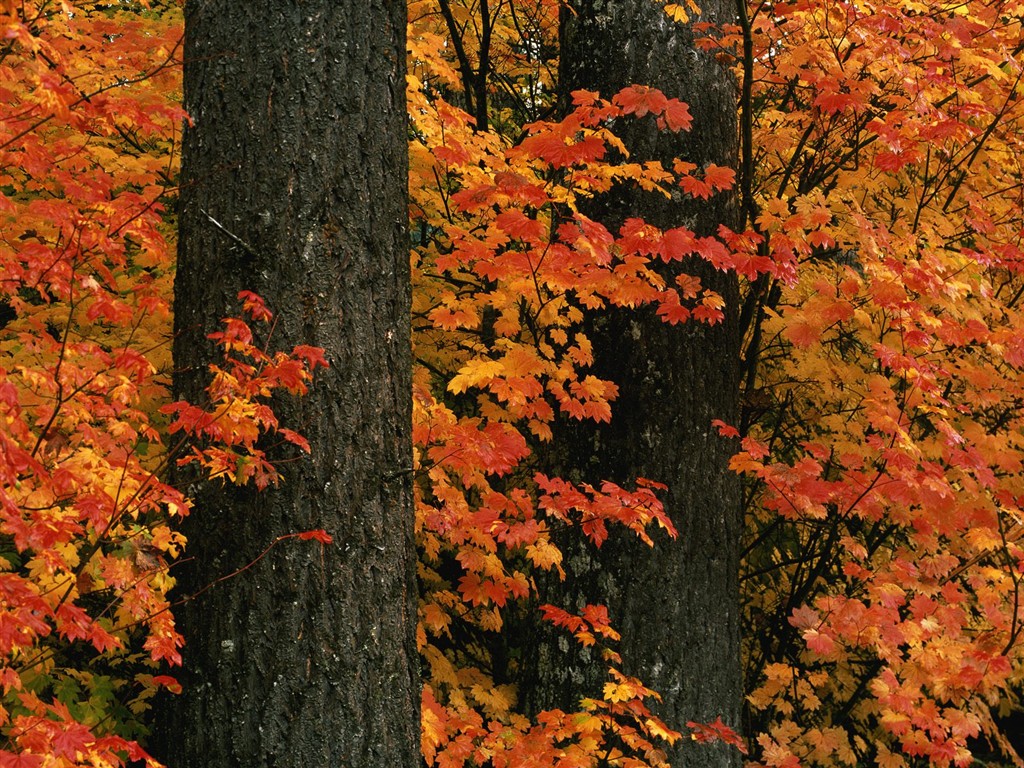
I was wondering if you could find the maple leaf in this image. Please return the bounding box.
[613,85,669,118]
[447,359,505,394]
[296,529,333,544]
[687,717,748,754]
[711,419,740,438]
[664,2,692,23]
[50,722,94,759]
[658,99,693,132]
[802,628,835,656]
[279,428,311,452]
[0,752,44,768]
[679,175,714,199]
[604,680,640,703]
[703,164,735,191]
[238,290,273,322]
[656,293,691,324]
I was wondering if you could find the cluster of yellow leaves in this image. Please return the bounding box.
[718,0,1024,762]
[0,2,187,763]
[411,0,990,763]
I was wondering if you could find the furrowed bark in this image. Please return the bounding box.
[154,1,418,765]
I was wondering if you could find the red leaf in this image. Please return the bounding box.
[613,85,669,118]
[0,752,44,768]
[297,529,333,544]
[711,419,740,438]
[686,717,747,754]
[151,675,183,694]
[496,209,546,241]
[703,164,735,191]
[279,428,311,452]
[659,98,693,131]
[238,290,273,322]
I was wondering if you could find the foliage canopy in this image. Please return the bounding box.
[2,0,1024,765]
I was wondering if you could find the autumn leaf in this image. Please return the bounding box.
[296,529,333,544]
[687,717,748,754]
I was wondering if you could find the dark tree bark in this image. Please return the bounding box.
[153,1,418,766]
[522,2,744,766]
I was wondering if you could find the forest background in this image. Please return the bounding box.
[3,0,1024,766]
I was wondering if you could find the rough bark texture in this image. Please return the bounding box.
[153,1,418,766]
[522,2,744,766]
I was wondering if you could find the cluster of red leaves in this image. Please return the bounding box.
[700,0,1024,761]
[413,376,683,766]
[0,3,325,765]
[413,0,1024,764]
[8,0,1024,765]
[409,1,747,763]
[0,2,186,763]
[162,291,327,491]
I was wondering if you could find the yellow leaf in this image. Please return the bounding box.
[664,3,689,22]
[447,359,505,394]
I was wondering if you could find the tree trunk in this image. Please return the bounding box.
[154,1,418,766]
[523,2,744,766]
